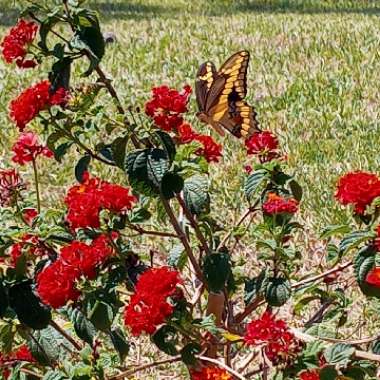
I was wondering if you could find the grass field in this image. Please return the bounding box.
[1,1,380,378]
[1,0,380,234]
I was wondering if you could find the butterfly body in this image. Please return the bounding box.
[195,51,260,139]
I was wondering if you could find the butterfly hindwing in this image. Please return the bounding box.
[195,61,217,112]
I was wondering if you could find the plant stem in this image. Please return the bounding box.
[50,320,82,351]
[32,158,41,214]
[176,193,210,254]
[161,197,204,282]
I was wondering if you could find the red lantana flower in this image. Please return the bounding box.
[365,267,380,287]
[12,132,53,165]
[177,123,198,143]
[195,135,222,163]
[335,171,380,214]
[36,235,114,308]
[245,131,279,162]
[244,311,302,365]
[124,267,181,335]
[8,234,46,267]
[1,19,38,68]
[9,80,69,130]
[0,168,24,206]
[65,172,136,229]
[190,366,232,380]
[23,208,38,226]
[262,193,298,215]
[299,369,320,380]
[145,85,192,131]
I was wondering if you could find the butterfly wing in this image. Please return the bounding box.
[195,61,217,112]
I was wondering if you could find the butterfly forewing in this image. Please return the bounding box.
[195,61,217,112]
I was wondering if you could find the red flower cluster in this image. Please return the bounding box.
[299,369,320,380]
[177,123,222,163]
[0,168,24,206]
[244,311,302,365]
[12,132,53,165]
[23,208,38,226]
[124,267,181,335]
[0,344,35,379]
[9,80,69,130]
[263,193,298,215]
[335,171,380,214]
[245,131,279,162]
[365,267,380,287]
[195,135,222,163]
[1,20,38,68]
[65,172,136,229]
[375,225,380,252]
[36,235,114,308]
[8,234,45,267]
[190,366,232,380]
[145,85,192,131]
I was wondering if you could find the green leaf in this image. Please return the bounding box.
[110,328,129,362]
[27,326,64,366]
[111,136,128,169]
[324,343,355,366]
[203,252,231,293]
[54,142,73,162]
[43,370,68,380]
[339,230,375,254]
[49,57,72,92]
[371,339,380,354]
[152,325,178,356]
[245,169,269,200]
[0,280,8,318]
[167,244,187,269]
[155,131,176,163]
[289,179,303,201]
[75,155,91,183]
[244,269,268,305]
[321,225,352,240]
[127,149,170,196]
[0,323,14,353]
[265,277,291,307]
[89,301,114,332]
[319,366,338,380]
[161,172,184,199]
[9,281,51,330]
[38,15,61,52]
[183,175,209,215]
[69,308,96,345]
[181,343,201,365]
[129,207,151,223]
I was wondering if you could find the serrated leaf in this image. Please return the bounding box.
[289,179,303,201]
[245,169,269,200]
[181,343,201,365]
[89,301,114,332]
[110,328,129,362]
[183,175,209,215]
[111,136,128,169]
[147,148,170,186]
[339,230,375,254]
[152,325,178,356]
[321,225,352,240]
[69,308,96,345]
[265,277,291,307]
[155,131,176,162]
[9,281,51,330]
[75,155,91,183]
[43,370,68,380]
[203,252,231,293]
[167,244,187,269]
[324,343,355,366]
[161,172,184,199]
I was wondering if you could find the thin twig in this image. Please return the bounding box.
[291,328,380,362]
[161,197,204,282]
[50,320,82,351]
[197,355,247,380]
[293,261,353,289]
[108,356,182,380]
[126,224,179,238]
[176,193,210,254]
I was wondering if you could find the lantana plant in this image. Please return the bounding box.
[1,2,380,380]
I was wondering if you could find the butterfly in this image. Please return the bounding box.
[195,50,260,139]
